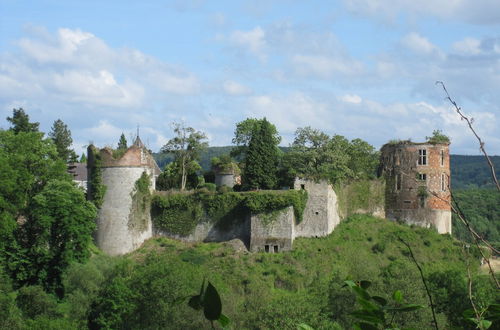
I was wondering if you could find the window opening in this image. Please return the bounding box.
[300,184,305,190]
[441,174,447,191]
[418,173,427,181]
[395,173,402,191]
[273,245,279,253]
[265,245,270,253]
[440,150,445,166]
[418,149,427,165]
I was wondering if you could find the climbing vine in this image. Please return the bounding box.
[151,190,308,236]
[128,171,152,232]
[88,145,107,208]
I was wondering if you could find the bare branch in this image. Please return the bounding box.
[435,81,500,191]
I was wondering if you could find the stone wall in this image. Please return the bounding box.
[293,178,339,237]
[250,206,295,252]
[215,173,235,188]
[95,166,154,256]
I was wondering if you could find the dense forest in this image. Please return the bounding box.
[1,111,498,329]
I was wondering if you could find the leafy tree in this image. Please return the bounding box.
[243,118,280,190]
[347,138,379,179]
[282,127,353,184]
[426,129,451,144]
[156,161,202,191]
[80,153,87,163]
[15,180,97,296]
[6,108,39,134]
[161,123,208,191]
[231,118,280,160]
[49,119,75,162]
[117,133,128,150]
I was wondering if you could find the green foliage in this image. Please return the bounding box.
[151,189,308,235]
[282,127,378,186]
[344,279,424,329]
[211,154,240,175]
[426,129,451,144]
[243,118,280,190]
[129,172,152,232]
[6,107,39,133]
[16,180,97,295]
[79,153,87,163]
[161,122,208,191]
[117,133,128,150]
[87,145,107,208]
[156,160,202,191]
[188,279,230,328]
[451,155,500,189]
[48,119,75,162]
[16,285,60,319]
[335,179,385,218]
[452,189,500,249]
[230,117,281,160]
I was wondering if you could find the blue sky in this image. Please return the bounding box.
[1,0,500,155]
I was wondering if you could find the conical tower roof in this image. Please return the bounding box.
[133,135,145,148]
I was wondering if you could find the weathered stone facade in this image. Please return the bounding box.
[381,142,451,234]
[250,206,295,252]
[89,137,160,256]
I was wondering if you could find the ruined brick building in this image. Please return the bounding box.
[380,141,451,234]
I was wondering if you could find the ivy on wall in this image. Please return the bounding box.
[128,171,152,232]
[88,145,107,208]
[335,179,385,218]
[151,190,308,236]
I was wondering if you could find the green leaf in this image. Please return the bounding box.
[372,296,387,306]
[393,290,403,303]
[188,295,203,311]
[297,323,315,330]
[351,310,384,324]
[478,319,492,329]
[358,297,377,311]
[352,285,371,301]
[218,313,231,328]
[203,281,222,321]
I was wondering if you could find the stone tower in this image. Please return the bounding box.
[87,137,160,255]
[380,141,451,234]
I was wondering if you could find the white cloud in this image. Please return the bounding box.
[228,26,267,60]
[292,54,363,78]
[401,32,441,56]
[453,37,482,55]
[223,80,252,95]
[339,94,363,104]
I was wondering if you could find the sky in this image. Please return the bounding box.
[1,0,500,156]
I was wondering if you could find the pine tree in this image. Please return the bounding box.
[243,118,279,190]
[6,108,39,134]
[80,153,87,163]
[118,133,128,150]
[49,119,74,162]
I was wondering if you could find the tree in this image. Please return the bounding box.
[243,118,280,190]
[426,129,451,144]
[156,160,202,191]
[282,127,353,184]
[80,153,87,163]
[17,180,97,296]
[117,133,128,150]
[161,123,208,191]
[347,138,379,180]
[49,119,75,162]
[6,108,39,134]
[231,118,280,160]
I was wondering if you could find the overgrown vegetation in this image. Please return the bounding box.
[152,189,308,236]
[335,179,385,218]
[426,129,451,144]
[87,145,107,209]
[128,172,152,232]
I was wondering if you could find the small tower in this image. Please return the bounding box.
[380,141,451,234]
[87,136,160,255]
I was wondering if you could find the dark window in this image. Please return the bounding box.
[418,149,427,165]
[418,173,427,181]
[441,173,447,191]
[440,150,445,166]
[273,245,279,253]
[300,184,305,190]
[265,245,269,253]
[315,211,319,215]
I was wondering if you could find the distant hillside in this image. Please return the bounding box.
[451,155,500,189]
[154,148,500,189]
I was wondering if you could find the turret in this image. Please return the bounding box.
[87,137,160,255]
[380,140,451,234]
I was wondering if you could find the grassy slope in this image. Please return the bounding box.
[123,215,492,329]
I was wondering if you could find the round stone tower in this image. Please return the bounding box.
[380,141,451,234]
[87,137,160,255]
